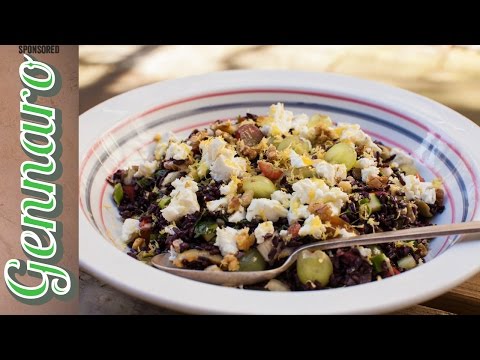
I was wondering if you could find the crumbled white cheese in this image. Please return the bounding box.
[271,190,292,208]
[134,160,158,178]
[337,123,381,153]
[298,215,326,239]
[338,228,355,238]
[289,150,313,168]
[171,176,198,190]
[420,184,437,204]
[254,221,274,244]
[291,178,348,215]
[261,103,294,136]
[164,225,176,235]
[390,147,414,168]
[314,160,347,185]
[361,166,380,182]
[292,178,328,204]
[206,197,228,213]
[380,167,393,177]
[338,123,364,142]
[314,161,335,185]
[154,143,168,160]
[198,142,247,182]
[161,176,200,222]
[210,152,247,182]
[292,114,314,139]
[292,113,309,128]
[154,131,178,160]
[220,176,240,197]
[165,142,192,161]
[357,246,372,258]
[228,206,246,223]
[161,171,181,186]
[121,218,140,243]
[279,229,289,239]
[214,227,239,256]
[287,196,311,224]
[208,177,244,216]
[402,175,437,204]
[200,137,228,166]
[322,195,347,216]
[246,199,288,222]
[355,157,377,169]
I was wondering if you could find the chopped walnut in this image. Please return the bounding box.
[266,145,278,161]
[237,140,258,160]
[227,196,241,214]
[406,203,417,223]
[308,203,333,222]
[356,145,366,156]
[211,119,237,135]
[316,135,330,146]
[235,228,255,251]
[338,181,352,194]
[187,130,209,152]
[367,176,389,189]
[220,254,240,272]
[417,243,428,257]
[435,188,445,206]
[214,129,236,144]
[240,190,254,207]
[163,160,190,171]
[314,127,338,144]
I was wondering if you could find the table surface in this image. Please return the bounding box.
[79,45,480,315]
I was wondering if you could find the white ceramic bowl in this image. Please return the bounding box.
[79,70,480,314]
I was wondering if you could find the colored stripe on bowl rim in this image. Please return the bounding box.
[80,99,477,219]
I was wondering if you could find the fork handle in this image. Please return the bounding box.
[297,221,480,253]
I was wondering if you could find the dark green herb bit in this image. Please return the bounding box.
[194,220,218,241]
[137,177,153,189]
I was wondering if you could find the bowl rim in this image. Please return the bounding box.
[79,70,480,314]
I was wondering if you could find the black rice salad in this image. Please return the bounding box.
[107,103,445,291]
